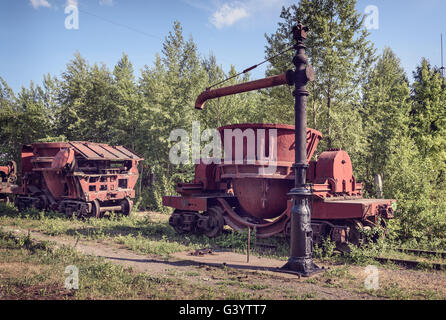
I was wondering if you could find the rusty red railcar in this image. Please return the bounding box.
[13,141,143,217]
[0,161,17,203]
[163,74,397,247]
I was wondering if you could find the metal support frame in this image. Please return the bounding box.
[280,23,321,277]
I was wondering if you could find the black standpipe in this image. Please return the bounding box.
[281,23,321,277]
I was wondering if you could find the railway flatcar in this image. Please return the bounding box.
[13,141,143,218]
[163,72,396,248]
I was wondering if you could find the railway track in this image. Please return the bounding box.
[373,248,446,271]
[394,248,446,259]
[374,256,446,271]
[255,242,446,271]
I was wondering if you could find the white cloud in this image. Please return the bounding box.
[66,0,78,7]
[210,2,249,29]
[207,0,291,29]
[99,0,114,6]
[30,0,51,9]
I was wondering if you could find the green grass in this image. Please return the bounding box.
[2,202,446,272]
[363,282,411,300]
[0,229,182,299]
[1,203,446,300]
[0,229,280,300]
[0,203,291,259]
[319,265,357,289]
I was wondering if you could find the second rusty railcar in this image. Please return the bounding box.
[13,141,143,217]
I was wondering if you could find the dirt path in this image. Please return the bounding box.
[2,225,445,300]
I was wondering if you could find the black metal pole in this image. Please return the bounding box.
[281,23,321,277]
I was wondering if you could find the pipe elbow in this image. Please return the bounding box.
[194,91,208,110]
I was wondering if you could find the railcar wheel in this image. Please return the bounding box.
[92,200,102,218]
[15,197,26,212]
[346,220,365,246]
[203,206,225,238]
[363,218,387,243]
[121,198,133,217]
[65,207,74,219]
[170,210,187,234]
[37,195,48,211]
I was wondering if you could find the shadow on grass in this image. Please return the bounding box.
[99,254,293,275]
[0,202,290,257]
[63,221,290,256]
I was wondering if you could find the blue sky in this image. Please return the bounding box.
[1,0,445,93]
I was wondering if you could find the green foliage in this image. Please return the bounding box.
[411,59,446,163]
[138,173,174,212]
[0,203,64,220]
[361,48,411,193]
[0,229,50,253]
[0,78,54,163]
[313,236,336,259]
[0,15,445,246]
[264,0,375,159]
[0,202,19,217]
[383,136,446,241]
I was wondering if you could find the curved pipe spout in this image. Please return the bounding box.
[195,72,291,110]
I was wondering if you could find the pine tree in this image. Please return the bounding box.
[56,52,89,140]
[80,62,116,142]
[199,60,265,128]
[112,53,141,150]
[264,0,375,159]
[0,79,53,163]
[0,77,18,162]
[363,55,446,242]
[361,47,411,194]
[138,21,207,210]
[410,58,446,167]
[56,52,117,143]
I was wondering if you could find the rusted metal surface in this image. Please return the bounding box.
[0,161,18,202]
[162,195,209,212]
[165,123,396,246]
[216,123,322,220]
[195,73,290,110]
[68,142,141,161]
[0,161,17,181]
[218,123,322,166]
[232,178,292,219]
[164,25,397,253]
[163,124,396,243]
[312,198,395,220]
[165,126,395,245]
[13,141,143,217]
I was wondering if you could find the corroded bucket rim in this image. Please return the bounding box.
[218,123,296,131]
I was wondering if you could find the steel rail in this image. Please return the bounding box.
[394,248,446,259]
[374,256,446,271]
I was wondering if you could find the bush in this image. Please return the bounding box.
[383,136,446,243]
[313,236,336,259]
